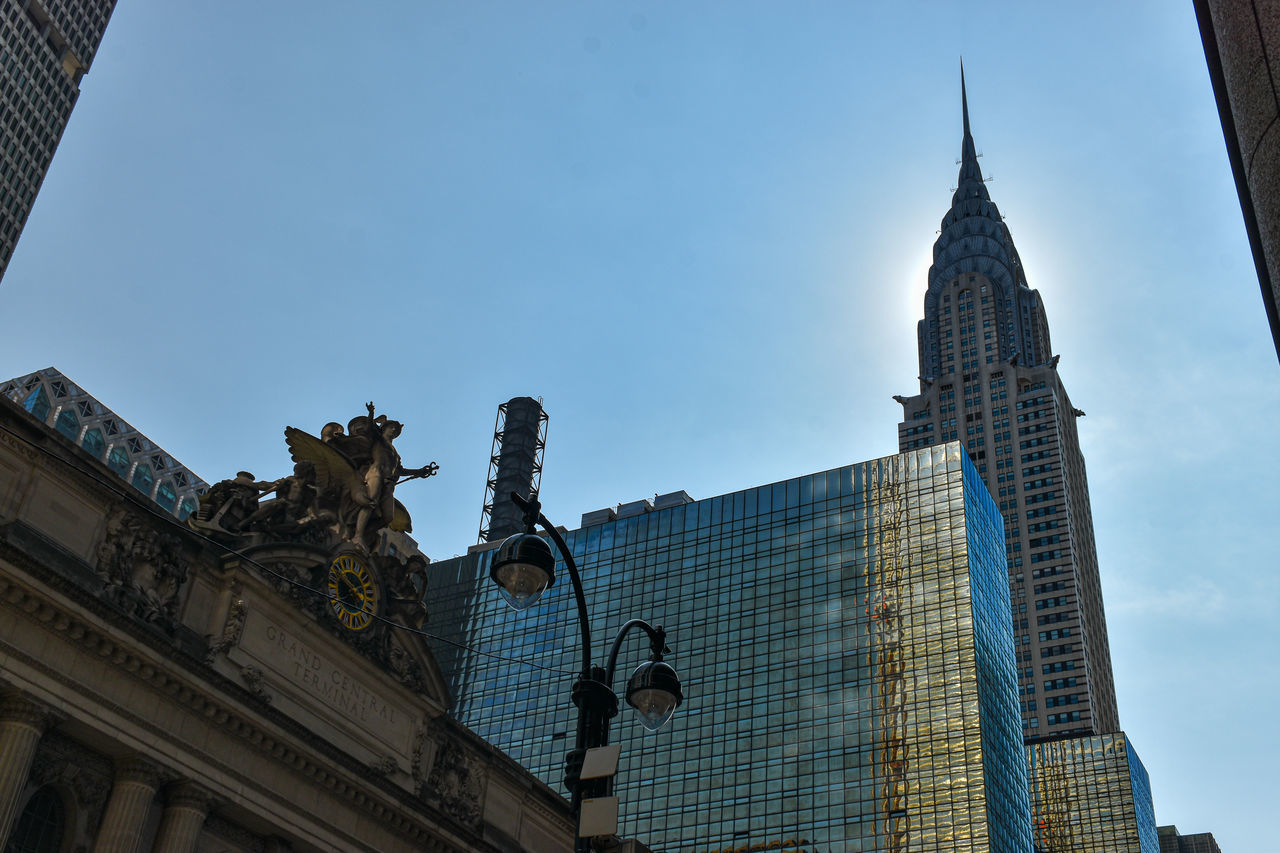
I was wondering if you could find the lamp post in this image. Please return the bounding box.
[491,491,683,853]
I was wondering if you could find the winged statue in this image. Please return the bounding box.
[284,403,437,552]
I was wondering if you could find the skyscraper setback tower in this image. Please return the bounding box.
[0,0,116,282]
[895,70,1119,739]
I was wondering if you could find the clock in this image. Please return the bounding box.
[326,551,379,631]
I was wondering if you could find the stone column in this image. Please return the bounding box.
[149,781,213,853]
[92,756,164,853]
[0,694,54,844]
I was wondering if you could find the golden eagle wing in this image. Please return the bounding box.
[391,499,412,533]
[284,427,364,497]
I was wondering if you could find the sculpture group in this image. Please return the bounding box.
[190,402,437,553]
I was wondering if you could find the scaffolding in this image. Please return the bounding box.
[477,397,549,544]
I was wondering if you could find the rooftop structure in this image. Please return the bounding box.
[2,367,209,519]
[478,396,548,544]
[1159,825,1224,853]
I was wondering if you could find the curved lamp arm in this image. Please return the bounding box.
[511,491,593,676]
[604,619,668,688]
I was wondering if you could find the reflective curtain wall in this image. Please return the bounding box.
[428,443,1030,852]
[1027,732,1159,853]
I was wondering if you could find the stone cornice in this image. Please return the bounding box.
[0,554,524,853]
[0,423,40,463]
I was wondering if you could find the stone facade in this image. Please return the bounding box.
[1195,0,1280,362]
[0,395,571,852]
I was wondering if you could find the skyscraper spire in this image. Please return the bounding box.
[914,66,1052,380]
[957,61,984,194]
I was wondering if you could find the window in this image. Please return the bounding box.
[81,428,105,460]
[155,480,177,513]
[54,408,78,440]
[131,462,154,496]
[21,384,50,421]
[107,446,130,477]
[8,786,65,853]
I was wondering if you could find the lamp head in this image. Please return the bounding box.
[491,532,556,611]
[625,659,684,732]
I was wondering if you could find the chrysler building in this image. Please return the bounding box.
[895,70,1119,739]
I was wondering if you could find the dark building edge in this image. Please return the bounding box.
[1193,0,1280,364]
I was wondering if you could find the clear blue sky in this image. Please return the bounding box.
[2,2,1276,849]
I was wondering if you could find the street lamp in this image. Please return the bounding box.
[492,491,684,852]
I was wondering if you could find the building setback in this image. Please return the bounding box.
[1027,733,1158,853]
[895,71,1119,739]
[0,0,115,282]
[429,444,1034,851]
[1158,825,1224,853]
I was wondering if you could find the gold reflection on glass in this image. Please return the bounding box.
[1027,734,1157,853]
[434,448,1032,852]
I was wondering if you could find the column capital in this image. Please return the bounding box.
[0,693,57,732]
[163,780,215,815]
[112,755,167,789]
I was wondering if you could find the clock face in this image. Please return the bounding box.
[327,552,379,631]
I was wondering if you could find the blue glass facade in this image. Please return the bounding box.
[428,443,1032,851]
[964,459,1030,853]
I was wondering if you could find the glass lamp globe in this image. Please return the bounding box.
[490,532,556,611]
[625,659,684,731]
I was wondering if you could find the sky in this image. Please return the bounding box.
[1,1,1277,849]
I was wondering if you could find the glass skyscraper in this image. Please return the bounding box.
[1027,733,1158,853]
[428,444,1033,851]
[0,0,116,282]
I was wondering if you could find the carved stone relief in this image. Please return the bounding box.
[95,506,190,629]
[369,755,398,776]
[421,734,485,830]
[29,733,113,835]
[411,723,440,789]
[239,666,272,703]
[205,598,247,664]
